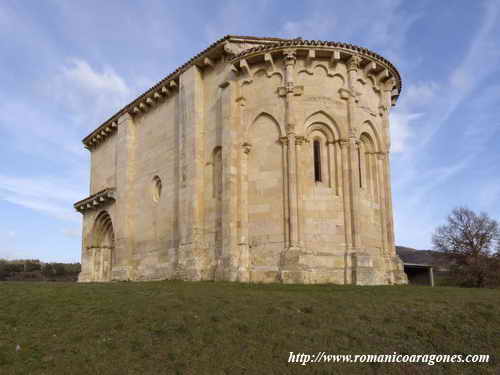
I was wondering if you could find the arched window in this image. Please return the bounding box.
[313,139,322,182]
[357,145,363,188]
[213,146,222,199]
[359,132,378,200]
[152,175,162,203]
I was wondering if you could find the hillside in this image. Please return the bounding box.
[0,281,498,374]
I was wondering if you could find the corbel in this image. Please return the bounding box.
[161,86,170,97]
[239,59,252,78]
[203,57,215,69]
[230,64,239,73]
[364,61,377,76]
[377,69,390,83]
[330,50,341,68]
[264,53,275,72]
[307,49,315,65]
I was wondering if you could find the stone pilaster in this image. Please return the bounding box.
[295,136,306,247]
[345,55,363,252]
[346,55,374,285]
[219,78,240,281]
[176,65,208,280]
[338,139,352,284]
[113,112,137,280]
[237,142,252,281]
[284,49,300,250]
[280,49,305,283]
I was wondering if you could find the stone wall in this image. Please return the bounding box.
[77,36,407,285]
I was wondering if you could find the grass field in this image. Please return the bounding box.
[0,281,498,374]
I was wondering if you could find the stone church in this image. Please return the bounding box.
[74,35,407,285]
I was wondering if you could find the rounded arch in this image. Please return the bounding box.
[245,112,285,141]
[360,132,376,152]
[253,68,283,83]
[304,110,342,140]
[357,120,382,152]
[313,64,329,77]
[91,210,115,249]
[306,123,335,143]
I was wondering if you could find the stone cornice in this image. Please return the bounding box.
[74,188,116,213]
[82,36,402,151]
[229,39,402,104]
[82,35,291,151]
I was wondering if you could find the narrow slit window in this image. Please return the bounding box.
[213,147,222,199]
[313,140,322,182]
[358,146,363,188]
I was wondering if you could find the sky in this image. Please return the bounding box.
[0,0,499,262]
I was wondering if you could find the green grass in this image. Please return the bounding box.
[0,281,498,374]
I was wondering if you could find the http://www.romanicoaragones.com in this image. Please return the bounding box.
[288,352,490,366]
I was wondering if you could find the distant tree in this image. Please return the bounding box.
[24,260,41,272]
[52,263,66,276]
[63,263,81,274]
[4,261,24,273]
[432,207,500,288]
[0,259,8,280]
[41,263,54,278]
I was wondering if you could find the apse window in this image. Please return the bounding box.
[152,175,162,203]
[313,139,322,182]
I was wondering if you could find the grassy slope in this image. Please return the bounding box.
[0,281,498,375]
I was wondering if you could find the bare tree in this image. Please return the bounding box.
[432,207,500,287]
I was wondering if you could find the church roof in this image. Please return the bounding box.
[82,35,401,150]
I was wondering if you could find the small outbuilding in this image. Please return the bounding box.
[403,263,434,286]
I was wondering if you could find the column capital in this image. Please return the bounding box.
[374,151,389,160]
[336,138,350,148]
[295,136,307,145]
[241,142,252,154]
[347,54,361,72]
[279,136,289,145]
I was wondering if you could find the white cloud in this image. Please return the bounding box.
[403,82,439,108]
[47,59,133,131]
[278,0,419,64]
[62,59,129,95]
[388,81,439,153]
[414,1,500,149]
[390,112,421,153]
[62,228,81,238]
[0,175,84,222]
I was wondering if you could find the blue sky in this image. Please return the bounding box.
[1,0,499,262]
